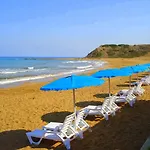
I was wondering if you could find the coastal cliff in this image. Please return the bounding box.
[86,44,150,58]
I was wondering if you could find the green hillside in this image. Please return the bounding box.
[86,44,150,58]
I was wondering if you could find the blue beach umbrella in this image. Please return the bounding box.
[143,63,150,69]
[92,68,132,96]
[120,66,134,87]
[138,64,150,71]
[143,63,150,67]
[120,64,149,85]
[121,65,149,73]
[143,63,150,72]
[132,65,148,73]
[40,75,105,114]
[132,64,150,81]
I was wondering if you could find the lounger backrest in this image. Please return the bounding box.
[103,98,110,104]
[127,88,134,95]
[103,96,118,111]
[76,109,85,120]
[77,108,89,119]
[76,109,89,131]
[60,113,76,139]
[101,99,111,114]
[134,81,144,92]
[137,81,143,87]
[108,96,117,104]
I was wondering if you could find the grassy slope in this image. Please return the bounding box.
[86,44,150,58]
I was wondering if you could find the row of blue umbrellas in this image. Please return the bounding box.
[40,63,150,112]
[92,63,150,96]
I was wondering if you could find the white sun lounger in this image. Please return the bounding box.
[43,110,91,140]
[82,96,120,120]
[132,75,150,86]
[26,113,77,150]
[117,81,145,97]
[105,96,121,114]
[75,109,92,138]
[115,88,136,107]
[133,83,145,96]
[141,75,150,85]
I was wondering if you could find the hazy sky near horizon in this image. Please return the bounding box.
[0,0,150,57]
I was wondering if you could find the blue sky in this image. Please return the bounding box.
[0,0,150,57]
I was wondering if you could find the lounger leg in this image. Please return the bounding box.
[78,132,84,139]
[63,139,71,150]
[129,101,133,107]
[112,111,115,116]
[88,127,92,132]
[104,114,109,120]
[26,133,43,145]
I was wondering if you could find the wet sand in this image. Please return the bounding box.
[0,54,150,150]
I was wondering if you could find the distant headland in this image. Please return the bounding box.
[86,44,150,58]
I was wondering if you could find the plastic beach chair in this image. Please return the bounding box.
[26,113,77,150]
[115,88,136,106]
[81,97,120,120]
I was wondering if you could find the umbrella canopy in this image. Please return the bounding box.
[92,68,132,78]
[120,66,134,73]
[138,64,150,70]
[121,65,148,74]
[40,75,105,114]
[141,63,150,66]
[92,68,132,96]
[132,65,148,73]
[143,63,150,73]
[120,64,149,85]
[41,75,105,91]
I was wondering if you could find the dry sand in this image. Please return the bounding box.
[0,54,150,150]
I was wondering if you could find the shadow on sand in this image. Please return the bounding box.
[0,129,60,150]
[2,100,150,150]
[0,129,30,150]
[76,100,103,108]
[93,93,109,98]
[116,84,131,87]
[125,80,137,84]
[41,111,72,123]
[63,100,150,150]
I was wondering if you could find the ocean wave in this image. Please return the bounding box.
[0,70,28,74]
[27,67,34,70]
[0,68,48,74]
[0,74,53,85]
[0,67,93,85]
[63,60,90,64]
[0,60,107,85]
[76,65,93,69]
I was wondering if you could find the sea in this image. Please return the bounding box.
[0,57,106,87]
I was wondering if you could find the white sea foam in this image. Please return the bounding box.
[0,70,28,74]
[76,65,93,69]
[0,68,47,74]
[27,67,34,70]
[0,67,93,85]
[0,74,53,85]
[63,60,89,64]
[0,60,106,85]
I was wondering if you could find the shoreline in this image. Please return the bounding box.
[0,59,107,88]
[0,55,150,150]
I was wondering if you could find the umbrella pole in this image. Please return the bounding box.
[137,73,138,81]
[73,89,76,113]
[108,77,111,96]
[129,75,131,88]
[73,89,76,130]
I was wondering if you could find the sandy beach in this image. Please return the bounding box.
[0,54,150,150]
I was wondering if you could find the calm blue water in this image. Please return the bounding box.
[0,57,105,86]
